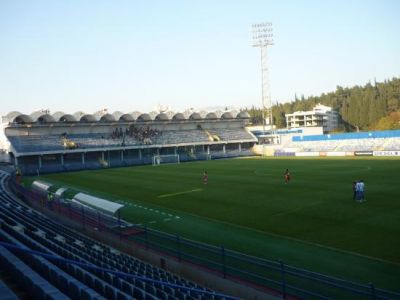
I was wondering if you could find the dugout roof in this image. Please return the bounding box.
[72,192,124,215]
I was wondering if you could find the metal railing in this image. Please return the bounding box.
[9,178,400,300]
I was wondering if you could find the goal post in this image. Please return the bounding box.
[152,154,180,166]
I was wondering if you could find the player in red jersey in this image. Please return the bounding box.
[284,169,291,184]
[203,170,208,185]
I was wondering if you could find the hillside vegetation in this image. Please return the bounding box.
[247,77,400,131]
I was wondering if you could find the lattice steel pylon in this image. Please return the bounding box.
[252,22,274,135]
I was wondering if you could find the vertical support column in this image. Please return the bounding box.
[60,154,64,166]
[101,152,105,161]
[174,147,177,155]
[280,260,287,299]
[207,145,210,154]
[121,150,124,161]
[223,144,226,154]
[139,149,142,160]
[221,246,226,278]
[369,283,376,300]
[145,225,149,250]
[157,148,160,155]
[81,153,85,165]
[81,206,85,229]
[38,156,42,169]
[15,157,19,167]
[176,235,181,262]
[238,143,242,152]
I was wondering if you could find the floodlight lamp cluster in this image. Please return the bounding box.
[252,22,274,47]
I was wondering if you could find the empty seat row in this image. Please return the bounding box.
[0,171,227,300]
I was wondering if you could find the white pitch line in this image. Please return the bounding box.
[157,188,203,198]
[128,202,181,221]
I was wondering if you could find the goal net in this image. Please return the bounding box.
[152,154,180,166]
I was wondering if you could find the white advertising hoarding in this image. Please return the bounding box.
[373,151,400,156]
[295,152,320,157]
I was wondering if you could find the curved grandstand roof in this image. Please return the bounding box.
[205,112,218,120]
[119,114,134,122]
[165,111,175,119]
[130,111,142,120]
[52,111,66,121]
[199,111,208,118]
[6,109,249,124]
[37,114,56,123]
[59,114,77,122]
[148,111,158,120]
[13,114,33,124]
[80,114,98,123]
[155,113,169,121]
[137,113,151,122]
[93,109,108,119]
[30,111,44,120]
[99,113,116,122]
[221,112,234,119]
[182,110,192,118]
[112,111,124,120]
[5,111,23,120]
[189,112,202,120]
[236,111,251,119]
[230,110,239,118]
[30,111,54,122]
[73,111,85,120]
[172,113,185,120]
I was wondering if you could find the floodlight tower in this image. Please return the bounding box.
[252,22,274,136]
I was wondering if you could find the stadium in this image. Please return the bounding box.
[1,2,400,300]
[0,108,399,300]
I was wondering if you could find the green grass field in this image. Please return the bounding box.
[34,157,400,291]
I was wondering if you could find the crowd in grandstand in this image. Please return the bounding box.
[111,126,162,145]
[128,125,161,144]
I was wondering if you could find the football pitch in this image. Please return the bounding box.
[37,157,400,291]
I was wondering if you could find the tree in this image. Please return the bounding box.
[245,77,400,131]
[371,112,400,130]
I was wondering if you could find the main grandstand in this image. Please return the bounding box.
[0,109,260,299]
[2,110,257,175]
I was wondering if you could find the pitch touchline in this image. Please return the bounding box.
[116,201,181,220]
[157,188,203,198]
[174,209,400,267]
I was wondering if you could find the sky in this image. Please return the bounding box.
[0,0,399,116]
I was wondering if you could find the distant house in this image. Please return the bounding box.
[285,103,340,133]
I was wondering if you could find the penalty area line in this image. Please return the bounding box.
[157,188,203,198]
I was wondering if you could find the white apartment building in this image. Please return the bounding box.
[285,104,340,133]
